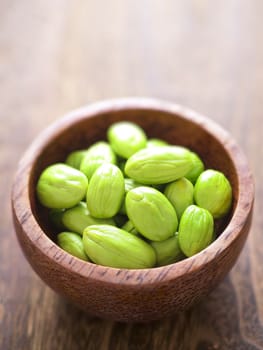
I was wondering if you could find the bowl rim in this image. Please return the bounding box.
[11,97,255,286]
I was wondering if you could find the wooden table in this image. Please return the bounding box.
[1,1,262,349]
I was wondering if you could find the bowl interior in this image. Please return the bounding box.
[29,107,238,245]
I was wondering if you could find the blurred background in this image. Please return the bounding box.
[1,1,263,349]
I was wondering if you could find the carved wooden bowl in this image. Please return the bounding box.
[11,98,254,322]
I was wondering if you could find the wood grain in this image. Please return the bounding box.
[1,0,263,348]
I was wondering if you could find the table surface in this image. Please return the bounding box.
[1,1,263,349]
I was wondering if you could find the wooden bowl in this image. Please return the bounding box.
[11,98,254,322]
